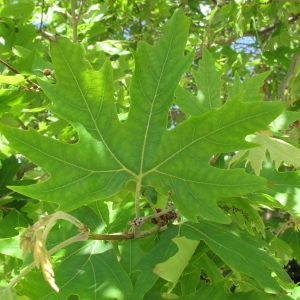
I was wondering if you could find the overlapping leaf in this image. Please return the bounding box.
[0,0,34,23]
[269,111,300,136]
[174,47,223,116]
[153,236,199,290]
[179,221,291,293]
[228,72,270,102]
[177,285,277,300]
[281,228,300,263]
[260,169,300,218]
[0,10,285,223]
[216,197,265,237]
[0,156,20,195]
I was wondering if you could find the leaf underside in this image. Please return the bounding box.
[0,10,285,223]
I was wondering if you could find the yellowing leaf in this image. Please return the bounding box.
[230,132,300,175]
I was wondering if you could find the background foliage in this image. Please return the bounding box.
[1,0,300,299]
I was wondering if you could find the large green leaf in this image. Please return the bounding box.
[0,10,285,224]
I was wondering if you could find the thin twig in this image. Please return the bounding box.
[209,153,221,165]
[0,191,15,201]
[89,232,134,240]
[0,206,14,210]
[139,224,167,238]
[39,30,57,41]
[39,0,45,32]
[70,0,77,42]
[0,59,40,90]
[142,206,174,221]
[144,194,159,216]
[17,118,28,130]
[77,0,87,21]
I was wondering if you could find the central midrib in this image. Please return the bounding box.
[138,25,175,176]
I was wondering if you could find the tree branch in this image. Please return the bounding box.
[194,12,300,60]
[39,0,45,32]
[69,0,86,42]
[278,49,300,100]
[16,162,37,180]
